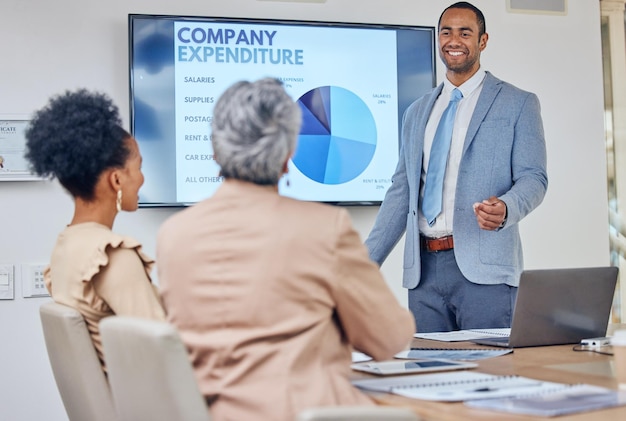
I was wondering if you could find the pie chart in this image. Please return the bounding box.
[293,86,377,185]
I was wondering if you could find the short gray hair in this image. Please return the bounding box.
[211,78,302,185]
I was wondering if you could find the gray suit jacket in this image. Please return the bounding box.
[365,72,548,289]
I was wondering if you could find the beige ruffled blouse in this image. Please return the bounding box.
[44,222,165,371]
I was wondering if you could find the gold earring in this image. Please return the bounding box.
[116,189,123,212]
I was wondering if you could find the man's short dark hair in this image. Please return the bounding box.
[439,2,486,37]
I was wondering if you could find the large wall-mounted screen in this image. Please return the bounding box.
[129,14,435,207]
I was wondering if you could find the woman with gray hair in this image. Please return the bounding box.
[211,77,301,186]
[157,78,415,421]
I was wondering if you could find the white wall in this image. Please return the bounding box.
[0,1,608,419]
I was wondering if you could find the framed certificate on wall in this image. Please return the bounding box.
[0,114,42,181]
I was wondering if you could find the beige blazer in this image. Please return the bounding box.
[157,179,415,421]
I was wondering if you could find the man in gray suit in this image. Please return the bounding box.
[366,1,548,332]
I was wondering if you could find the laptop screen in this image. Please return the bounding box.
[475,267,618,348]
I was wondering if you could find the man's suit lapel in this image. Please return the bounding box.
[462,72,503,155]
[417,84,443,143]
[414,85,442,163]
[409,84,442,192]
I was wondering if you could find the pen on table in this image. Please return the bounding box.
[467,382,543,393]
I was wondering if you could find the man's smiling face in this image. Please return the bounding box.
[438,7,488,85]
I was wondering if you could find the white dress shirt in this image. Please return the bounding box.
[419,68,486,238]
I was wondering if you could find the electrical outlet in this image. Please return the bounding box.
[21,264,49,298]
[0,264,15,300]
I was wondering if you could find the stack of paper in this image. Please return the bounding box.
[465,384,626,416]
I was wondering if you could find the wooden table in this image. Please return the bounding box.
[356,335,625,421]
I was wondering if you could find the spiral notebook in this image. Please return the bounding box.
[414,328,511,342]
[352,371,572,402]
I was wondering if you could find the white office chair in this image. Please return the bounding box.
[39,301,118,421]
[100,316,211,421]
[297,406,421,421]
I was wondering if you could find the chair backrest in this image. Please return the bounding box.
[39,301,117,421]
[99,316,211,421]
[297,406,421,421]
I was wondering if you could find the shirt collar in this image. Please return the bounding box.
[442,67,486,98]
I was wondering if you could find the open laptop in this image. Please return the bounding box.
[471,266,618,348]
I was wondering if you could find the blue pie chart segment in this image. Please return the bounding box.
[294,86,377,185]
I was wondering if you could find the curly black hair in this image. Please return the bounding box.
[24,89,131,200]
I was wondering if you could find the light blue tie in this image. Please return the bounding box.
[422,88,463,226]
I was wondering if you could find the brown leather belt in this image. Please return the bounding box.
[421,235,454,252]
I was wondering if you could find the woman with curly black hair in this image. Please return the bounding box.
[25,89,165,372]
